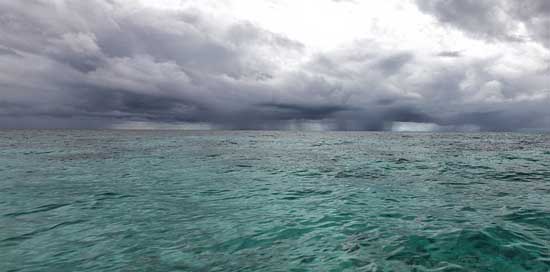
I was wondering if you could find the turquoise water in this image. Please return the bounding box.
[1,130,550,271]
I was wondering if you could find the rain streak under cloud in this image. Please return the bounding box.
[0,0,549,131]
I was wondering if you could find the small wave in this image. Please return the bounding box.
[501,209,550,229]
[200,189,232,196]
[334,169,384,179]
[1,219,87,244]
[483,170,550,183]
[4,203,70,217]
[290,169,323,178]
[281,189,333,200]
[219,140,238,145]
[95,192,135,201]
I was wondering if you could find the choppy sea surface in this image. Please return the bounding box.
[1,130,550,272]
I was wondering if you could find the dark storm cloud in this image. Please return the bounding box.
[0,0,549,131]
[257,102,354,120]
[0,0,304,128]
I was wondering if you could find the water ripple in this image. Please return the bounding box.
[2,131,550,271]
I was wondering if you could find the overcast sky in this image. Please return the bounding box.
[1,0,549,131]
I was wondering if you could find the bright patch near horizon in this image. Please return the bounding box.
[391,122,439,132]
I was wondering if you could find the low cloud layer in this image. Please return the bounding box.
[0,0,549,131]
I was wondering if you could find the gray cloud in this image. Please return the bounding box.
[416,0,550,48]
[0,47,18,57]
[436,51,462,58]
[0,0,549,131]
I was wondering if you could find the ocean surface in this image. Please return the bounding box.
[1,130,550,272]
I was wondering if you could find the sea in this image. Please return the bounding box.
[1,130,549,271]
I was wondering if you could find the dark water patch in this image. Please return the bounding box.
[298,255,316,264]
[219,140,238,145]
[394,158,410,164]
[23,150,55,155]
[384,226,550,271]
[495,191,510,197]
[379,212,408,219]
[468,164,493,170]
[333,140,354,145]
[501,154,542,163]
[521,157,541,163]
[534,187,550,193]
[437,181,487,186]
[502,154,523,161]
[385,234,435,265]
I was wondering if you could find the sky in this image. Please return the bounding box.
[0,0,549,131]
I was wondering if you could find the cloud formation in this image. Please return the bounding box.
[0,0,549,131]
[416,0,550,48]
